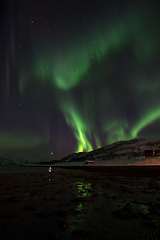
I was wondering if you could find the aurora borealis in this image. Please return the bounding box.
[1,0,160,159]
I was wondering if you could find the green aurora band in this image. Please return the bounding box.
[0,132,48,149]
[63,107,93,152]
[131,107,160,139]
[5,1,160,155]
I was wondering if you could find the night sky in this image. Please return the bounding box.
[1,0,160,159]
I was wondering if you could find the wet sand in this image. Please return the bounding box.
[0,166,160,239]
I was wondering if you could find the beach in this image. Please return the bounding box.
[0,166,160,239]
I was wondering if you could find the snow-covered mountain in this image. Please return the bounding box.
[1,138,160,166]
[61,138,160,162]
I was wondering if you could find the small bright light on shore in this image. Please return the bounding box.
[48,167,52,173]
[50,152,53,155]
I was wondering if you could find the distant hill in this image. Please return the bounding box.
[0,153,56,166]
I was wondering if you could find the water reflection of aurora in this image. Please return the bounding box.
[75,182,92,198]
